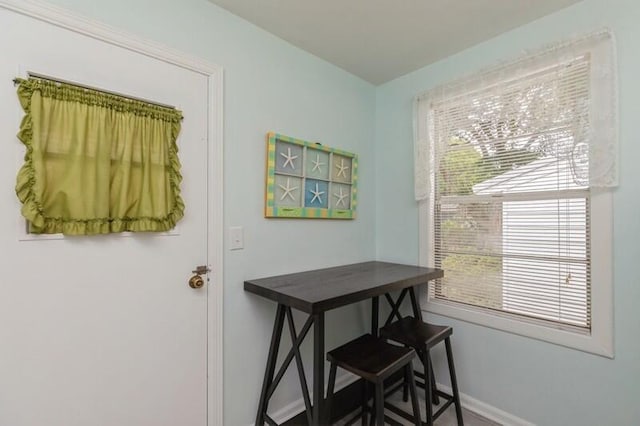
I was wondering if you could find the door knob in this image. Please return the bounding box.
[188,265,209,289]
[189,274,205,289]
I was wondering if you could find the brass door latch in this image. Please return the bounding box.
[189,265,210,289]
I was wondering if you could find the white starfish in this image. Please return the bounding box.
[280,147,298,170]
[333,187,349,208]
[311,154,325,173]
[335,158,350,178]
[309,183,325,204]
[278,178,298,201]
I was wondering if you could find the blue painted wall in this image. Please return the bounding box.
[375,0,640,424]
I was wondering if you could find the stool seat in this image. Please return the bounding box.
[380,317,452,350]
[328,334,415,383]
[326,334,421,425]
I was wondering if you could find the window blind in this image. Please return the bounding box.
[429,53,593,330]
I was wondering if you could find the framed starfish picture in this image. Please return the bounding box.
[265,132,358,219]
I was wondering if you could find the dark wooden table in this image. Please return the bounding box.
[245,261,444,426]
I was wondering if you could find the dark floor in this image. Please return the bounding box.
[333,389,500,425]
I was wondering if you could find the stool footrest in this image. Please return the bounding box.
[384,380,405,399]
[264,413,278,426]
[433,398,455,420]
[343,410,363,426]
[385,402,418,424]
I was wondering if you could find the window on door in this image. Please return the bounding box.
[414,31,616,356]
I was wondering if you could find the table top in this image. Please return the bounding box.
[244,261,444,314]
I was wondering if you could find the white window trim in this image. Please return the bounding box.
[418,188,614,357]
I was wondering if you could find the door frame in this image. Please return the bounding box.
[0,0,224,424]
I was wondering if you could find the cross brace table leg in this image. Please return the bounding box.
[255,304,286,426]
[285,307,313,425]
[255,305,315,425]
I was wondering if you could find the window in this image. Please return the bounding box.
[414,31,616,356]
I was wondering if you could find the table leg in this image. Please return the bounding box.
[313,312,325,426]
[371,296,379,337]
[409,286,423,321]
[255,304,286,426]
[285,308,313,425]
[383,289,407,326]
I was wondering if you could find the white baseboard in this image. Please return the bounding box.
[436,383,535,426]
[253,376,535,426]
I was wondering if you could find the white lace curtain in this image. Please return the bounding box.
[413,29,618,201]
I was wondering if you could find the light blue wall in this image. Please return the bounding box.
[375,0,640,424]
[39,0,376,424]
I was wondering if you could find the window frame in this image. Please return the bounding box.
[415,32,616,358]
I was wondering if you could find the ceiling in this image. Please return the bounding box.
[207,0,581,85]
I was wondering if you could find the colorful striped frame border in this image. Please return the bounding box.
[265,132,358,219]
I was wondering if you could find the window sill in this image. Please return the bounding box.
[424,298,613,358]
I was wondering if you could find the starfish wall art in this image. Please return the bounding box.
[265,132,358,219]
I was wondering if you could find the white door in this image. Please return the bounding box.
[0,7,213,426]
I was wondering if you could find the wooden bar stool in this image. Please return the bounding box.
[380,317,464,426]
[326,334,421,426]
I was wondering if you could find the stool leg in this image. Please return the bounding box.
[326,362,338,425]
[429,356,439,405]
[361,381,369,426]
[375,383,384,426]
[403,365,409,402]
[445,337,464,426]
[406,363,421,426]
[422,349,434,426]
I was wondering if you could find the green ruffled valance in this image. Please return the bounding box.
[14,77,185,235]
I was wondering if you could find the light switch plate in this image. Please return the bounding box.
[229,226,244,250]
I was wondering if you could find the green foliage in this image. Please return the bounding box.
[438,143,483,195]
[438,136,542,196]
[440,254,503,309]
